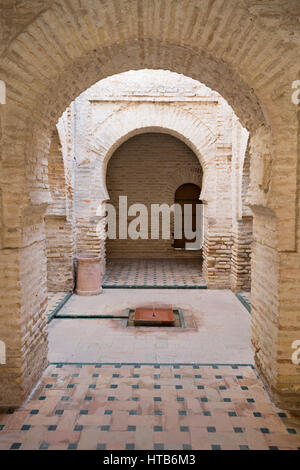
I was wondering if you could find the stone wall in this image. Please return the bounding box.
[106,132,203,259]
[45,129,74,292]
[231,218,253,292]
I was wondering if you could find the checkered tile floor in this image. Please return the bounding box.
[103,259,206,288]
[0,364,299,450]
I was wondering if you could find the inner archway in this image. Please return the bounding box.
[104,132,204,287]
[106,133,203,259]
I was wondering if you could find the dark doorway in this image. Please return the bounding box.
[173,183,202,249]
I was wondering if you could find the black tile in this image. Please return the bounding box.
[151,421,163,432]
[10,443,22,450]
[101,426,110,431]
[234,427,243,433]
[74,425,83,431]
[260,428,270,434]
[21,425,31,431]
[126,444,135,450]
[207,426,216,433]
[180,426,189,432]
[97,444,106,450]
[68,443,78,450]
[39,442,49,450]
[183,444,192,450]
[154,444,164,450]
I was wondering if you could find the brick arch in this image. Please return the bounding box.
[164,168,203,205]
[2,0,297,133]
[1,1,298,243]
[89,103,216,208]
[1,2,298,248]
[0,0,299,410]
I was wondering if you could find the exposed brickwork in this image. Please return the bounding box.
[45,129,74,291]
[0,1,299,411]
[231,218,252,292]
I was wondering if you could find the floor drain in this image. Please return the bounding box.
[125,307,185,328]
[134,307,175,326]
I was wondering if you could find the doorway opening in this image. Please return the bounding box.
[173,183,202,251]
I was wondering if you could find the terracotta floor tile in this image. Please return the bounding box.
[0,363,299,450]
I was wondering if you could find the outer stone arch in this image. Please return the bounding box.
[0,1,299,411]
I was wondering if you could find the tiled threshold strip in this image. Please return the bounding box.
[236,294,251,314]
[1,363,299,450]
[102,284,208,289]
[47,293,73,324]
